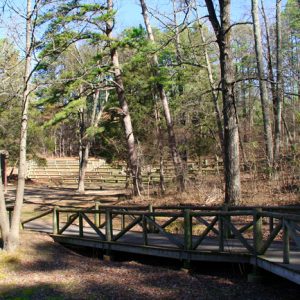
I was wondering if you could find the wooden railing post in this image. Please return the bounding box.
[53,206,59,234]
[94,201,101,228]
[283,219,290,264]
[218,214,224,252]
[184,209,192,251]
[121,213,125,230]
[142,215,148,246]
[253,208,263,255]
[148,204,154,233]
[222,204,231,239]
[79,213,83,237]
[269,216,274,234]
[106,208,113,242]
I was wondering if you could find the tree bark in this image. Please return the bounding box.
[77,107,88,193]
[261,0,277,119]
[77,90,106,193]
[251,0,274,168]
[106,0,141,195]
[154,101,165,194]
[274,0,283,165]
[194,4,224,152]
[6,0,33,251]
[0,170,10,249]
[205,0,241,204]
[140,0,185,192]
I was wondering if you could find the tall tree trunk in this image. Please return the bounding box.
[0,170,9,247]
[205,0,241,204]
[140,0,185,192]
[251,0,274,168]
[154,101,165,194]
[77,90,106,193]
[6,0,32,251]
[261,0,277,120]
[274,0,283,165]
[106,0,141,195]
[194,4,224,151]
[77,107,87,193]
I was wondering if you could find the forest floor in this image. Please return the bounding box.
[2,179,300,299]
[1,231,300,300]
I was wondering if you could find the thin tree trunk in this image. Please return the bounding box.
[205,0,241,204]
[6,0,33,251]
[261,0,277,119]
[106,0,141,195]
[154,101,165,194]
[194,6,224,151]
[140,0,185,192]
[0,170,9,247]
[251,0,274,168]
[77,90,107,193]
[274,0,283,165]
[77,108,87,193]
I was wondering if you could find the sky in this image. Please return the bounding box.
[115,0,284,31]
[0,0,287,43]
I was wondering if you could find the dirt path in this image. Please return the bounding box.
[0,231,300,300]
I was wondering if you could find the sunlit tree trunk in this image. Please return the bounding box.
[274,0,283,165]
[140,0,185,192]
[154,101,165,194]
[0,171,9,248]
[205,0,241,204]
[251,0,274,168]
[194,3,224,151]
[106,0,141,195]
[77,90,106,193]
[5,0,33,251]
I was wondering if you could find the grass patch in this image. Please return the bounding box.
[0,251,21,265]
[0,285,66,300]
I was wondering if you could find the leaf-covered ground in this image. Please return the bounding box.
[0,231,299,300]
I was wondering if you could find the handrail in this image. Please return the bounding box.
[28,204,300,266]
[21,209,54,226]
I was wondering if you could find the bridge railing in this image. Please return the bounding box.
[49,205,300,264]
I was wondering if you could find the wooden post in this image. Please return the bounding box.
[269,216,274,234]
[218,215,224,252]
[253,208,263,255]
[283,220,290,264]
[184,209,192,251]
[142,215,148,246]
[148,204,154,233]
[222,204,231,238]
[79,212,83,237]
[183,209,192,270]
[94,201,101,228]
[106,208,113,242]
[121,213,125,230]
[53,206,59,234]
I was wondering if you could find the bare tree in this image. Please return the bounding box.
[205,0,241,204]
[0,0,38,251]
[274,0,283,165]
[251,0,274,169]
[192,1,224,152]
[140,0,185,192]
[77,89,108,193]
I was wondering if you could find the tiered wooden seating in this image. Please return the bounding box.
[27,157,224,188]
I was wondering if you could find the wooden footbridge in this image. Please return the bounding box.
[21,204,300,285]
